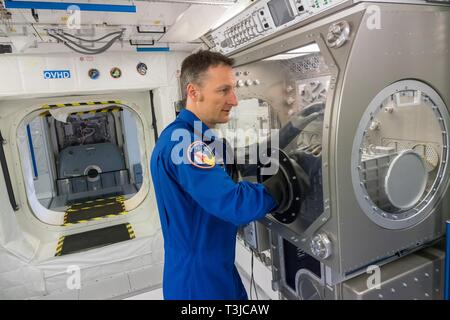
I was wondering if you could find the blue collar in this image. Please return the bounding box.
[178,109,218,142]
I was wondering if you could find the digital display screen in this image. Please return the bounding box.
[267,0,295,27]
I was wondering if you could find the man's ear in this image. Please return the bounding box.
[186,83,198,100]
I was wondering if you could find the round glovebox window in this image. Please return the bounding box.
[384,150,427,210]
[352,80,450,229]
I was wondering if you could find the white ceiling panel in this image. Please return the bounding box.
[159,4,227,42]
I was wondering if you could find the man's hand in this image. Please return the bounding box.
[261,166,290,210]
[289,101,325,131]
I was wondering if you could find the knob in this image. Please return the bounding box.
[245,79,253,86]
[326,20,351,48]
[369,120,381,131]
[286,96,295,105]
[310,233,332,259]
[253,79,260,85]
[236,79,245,87]
[384,104,394,113]
[330,24,342,35]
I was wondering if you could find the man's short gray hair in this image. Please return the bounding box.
[180,50,235,104]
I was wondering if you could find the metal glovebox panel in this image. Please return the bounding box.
[342,246,445,300]
[272,233,445,300]
[225,1,450,288]
[333,4,450,277]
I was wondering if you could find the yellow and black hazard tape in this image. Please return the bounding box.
[72,107,122,116]
[126,223,136,239]
[66,201,122,212]
[70,195,124,207]
[55,236,65,257]
[55,223,136,257]
[63,211,129,227]
[40,107,123,117]
[42,100,122,109]
[63,195,127,226]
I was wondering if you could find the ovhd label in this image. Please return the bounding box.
[43,70,71,79]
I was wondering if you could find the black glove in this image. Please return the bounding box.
[262,153,310,212]
[289,145,322,177]
[290,158,311,191]
[278,101,325,149]
[290,101,325,130]
[262,166,290,210]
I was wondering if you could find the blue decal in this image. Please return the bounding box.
[136,47,170,52]
[43,70,71,79]
[4,1,136,12]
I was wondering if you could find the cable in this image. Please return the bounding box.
[61,30,124,43]
[46,29,124,55]
[49,33,103,52]
[250,251,254,300]
[56,32,121,52]
[31,24,43,41]
[51,30,122,52]
[249,250,259,300]
[253,253,259,300]
[80,127,95,144]
[47,32,122,55]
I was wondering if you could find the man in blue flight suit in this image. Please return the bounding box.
[150,50,320,299]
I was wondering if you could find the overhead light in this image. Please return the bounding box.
[212,0,253,29]
[286,43,320,54]
[263,43,320,61]
[263,53,309,61]
[160,4,227,42]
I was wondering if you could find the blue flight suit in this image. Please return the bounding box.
[150,109,277,300]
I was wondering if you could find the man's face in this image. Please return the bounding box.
[190,64,238,126]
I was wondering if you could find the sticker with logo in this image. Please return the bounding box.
[110,67,122,79]
[187,141,215,169]
[137,62,148,76]
[88,68,100,80]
